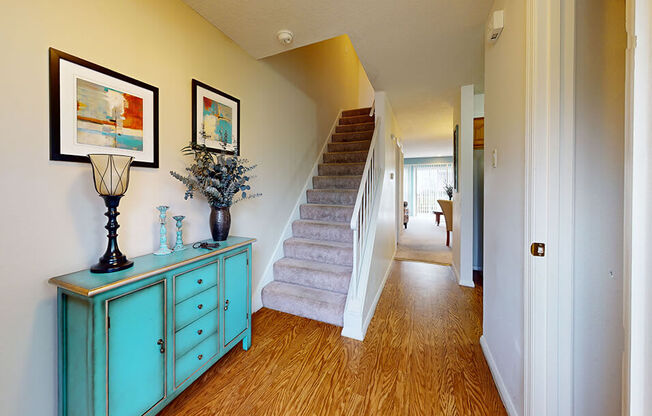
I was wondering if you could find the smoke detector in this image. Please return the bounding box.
[277,30,294,45]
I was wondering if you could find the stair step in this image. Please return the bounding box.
[313,175,361,189]
[339,114,374,125]
[262,281,346,326]
[342,107,372,117]
[335,122,375,133]
[332,131,374,142]
[292,219,353,243]
[300,203,354,222]
[283,237,353,267]
[328,140,371,153]
[318,162,365,176]
[273,257,351,294]
[324,151,368,164]
[306,189,357,205]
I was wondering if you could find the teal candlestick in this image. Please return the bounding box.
[154,205,172,256]
[173,215,186,252]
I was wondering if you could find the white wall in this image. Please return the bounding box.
[482,0,526,413]
[452,84,475,287]
[0,1,373,414]
[362,91,399,323]
[573,0,625,414]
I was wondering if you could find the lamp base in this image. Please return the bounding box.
[91,258,134,274]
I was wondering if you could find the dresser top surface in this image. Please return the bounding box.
[49,236,255,297]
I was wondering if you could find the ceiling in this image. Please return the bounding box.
[183,0,491,158]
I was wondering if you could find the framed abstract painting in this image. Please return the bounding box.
[192,79,240,156]
[49,48,159,168]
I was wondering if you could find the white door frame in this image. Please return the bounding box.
[523,0,575,414]
[623,0,651,414]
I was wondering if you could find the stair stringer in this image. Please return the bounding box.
[253,110,343,312]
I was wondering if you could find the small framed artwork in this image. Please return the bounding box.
[192,79,240,156]
[49,48,159,168]
[453,124,459,191]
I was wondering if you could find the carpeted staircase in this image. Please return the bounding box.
[262,107,375,326]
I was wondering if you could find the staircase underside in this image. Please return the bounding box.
[262,107,374,327]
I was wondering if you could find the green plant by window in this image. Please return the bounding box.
[444,184,454,200]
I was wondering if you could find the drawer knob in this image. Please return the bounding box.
[197,329,203,335]
[197,279,203,284]
[198,304,203,310]
[224,299,229,311]
[198,354,203,360]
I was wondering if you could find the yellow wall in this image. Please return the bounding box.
[0,1,372,413]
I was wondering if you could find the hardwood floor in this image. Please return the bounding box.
[159,260,506,416]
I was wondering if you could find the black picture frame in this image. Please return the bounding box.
[49,48,159,168]
[453,124,459,191]
[191,79,240,156]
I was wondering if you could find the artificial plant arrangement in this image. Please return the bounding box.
[444,184,454,200]
[170,141,260,241]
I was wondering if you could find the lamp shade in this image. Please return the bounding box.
[88,154,133,196]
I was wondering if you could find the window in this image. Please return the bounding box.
[404,162,453,215]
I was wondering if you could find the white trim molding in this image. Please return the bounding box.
[481,335,519,416]
[524,0,575,414]
[623,0,652,414]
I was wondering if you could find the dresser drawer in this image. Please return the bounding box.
[174,332,219,388]
[175,288,218,330]
[175,308,218,358]
[174,260,218,304]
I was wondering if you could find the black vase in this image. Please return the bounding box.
[209,206,231,241]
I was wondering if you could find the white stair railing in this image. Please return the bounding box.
[346,116,382,314]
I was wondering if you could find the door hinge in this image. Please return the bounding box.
[246,313,249,320]
[530,242,545,257]
[107,317,111,329]
[246,258,249,266]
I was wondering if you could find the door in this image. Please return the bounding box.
[223,250,248,347]
[107,281,166,416]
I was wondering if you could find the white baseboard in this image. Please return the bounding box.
[451,261,475,287]
[480,335,519,416]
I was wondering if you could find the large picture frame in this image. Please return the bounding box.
[192,79,240,156]
[49,48,159,168]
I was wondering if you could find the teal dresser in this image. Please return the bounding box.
[49,236,255,416]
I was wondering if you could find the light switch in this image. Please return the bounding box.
[492,148,498,168]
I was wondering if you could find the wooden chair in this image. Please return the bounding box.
[437,199,453,246]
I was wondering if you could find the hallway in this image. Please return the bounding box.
[395,214,453,265]
[159,260,505,415]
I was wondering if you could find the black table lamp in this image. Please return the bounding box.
[88,154,134,273]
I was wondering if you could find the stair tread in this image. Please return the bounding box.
[319,162,366,166]
[262,281,346,326]
[286,237,352,249]
[275,257,352,274]
[263,281,346,307]
[313,175,362,179]
[301,202,355,208]
[294,219,351,227]
[324,150,369,155]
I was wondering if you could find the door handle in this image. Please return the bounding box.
[224,299,229,311]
